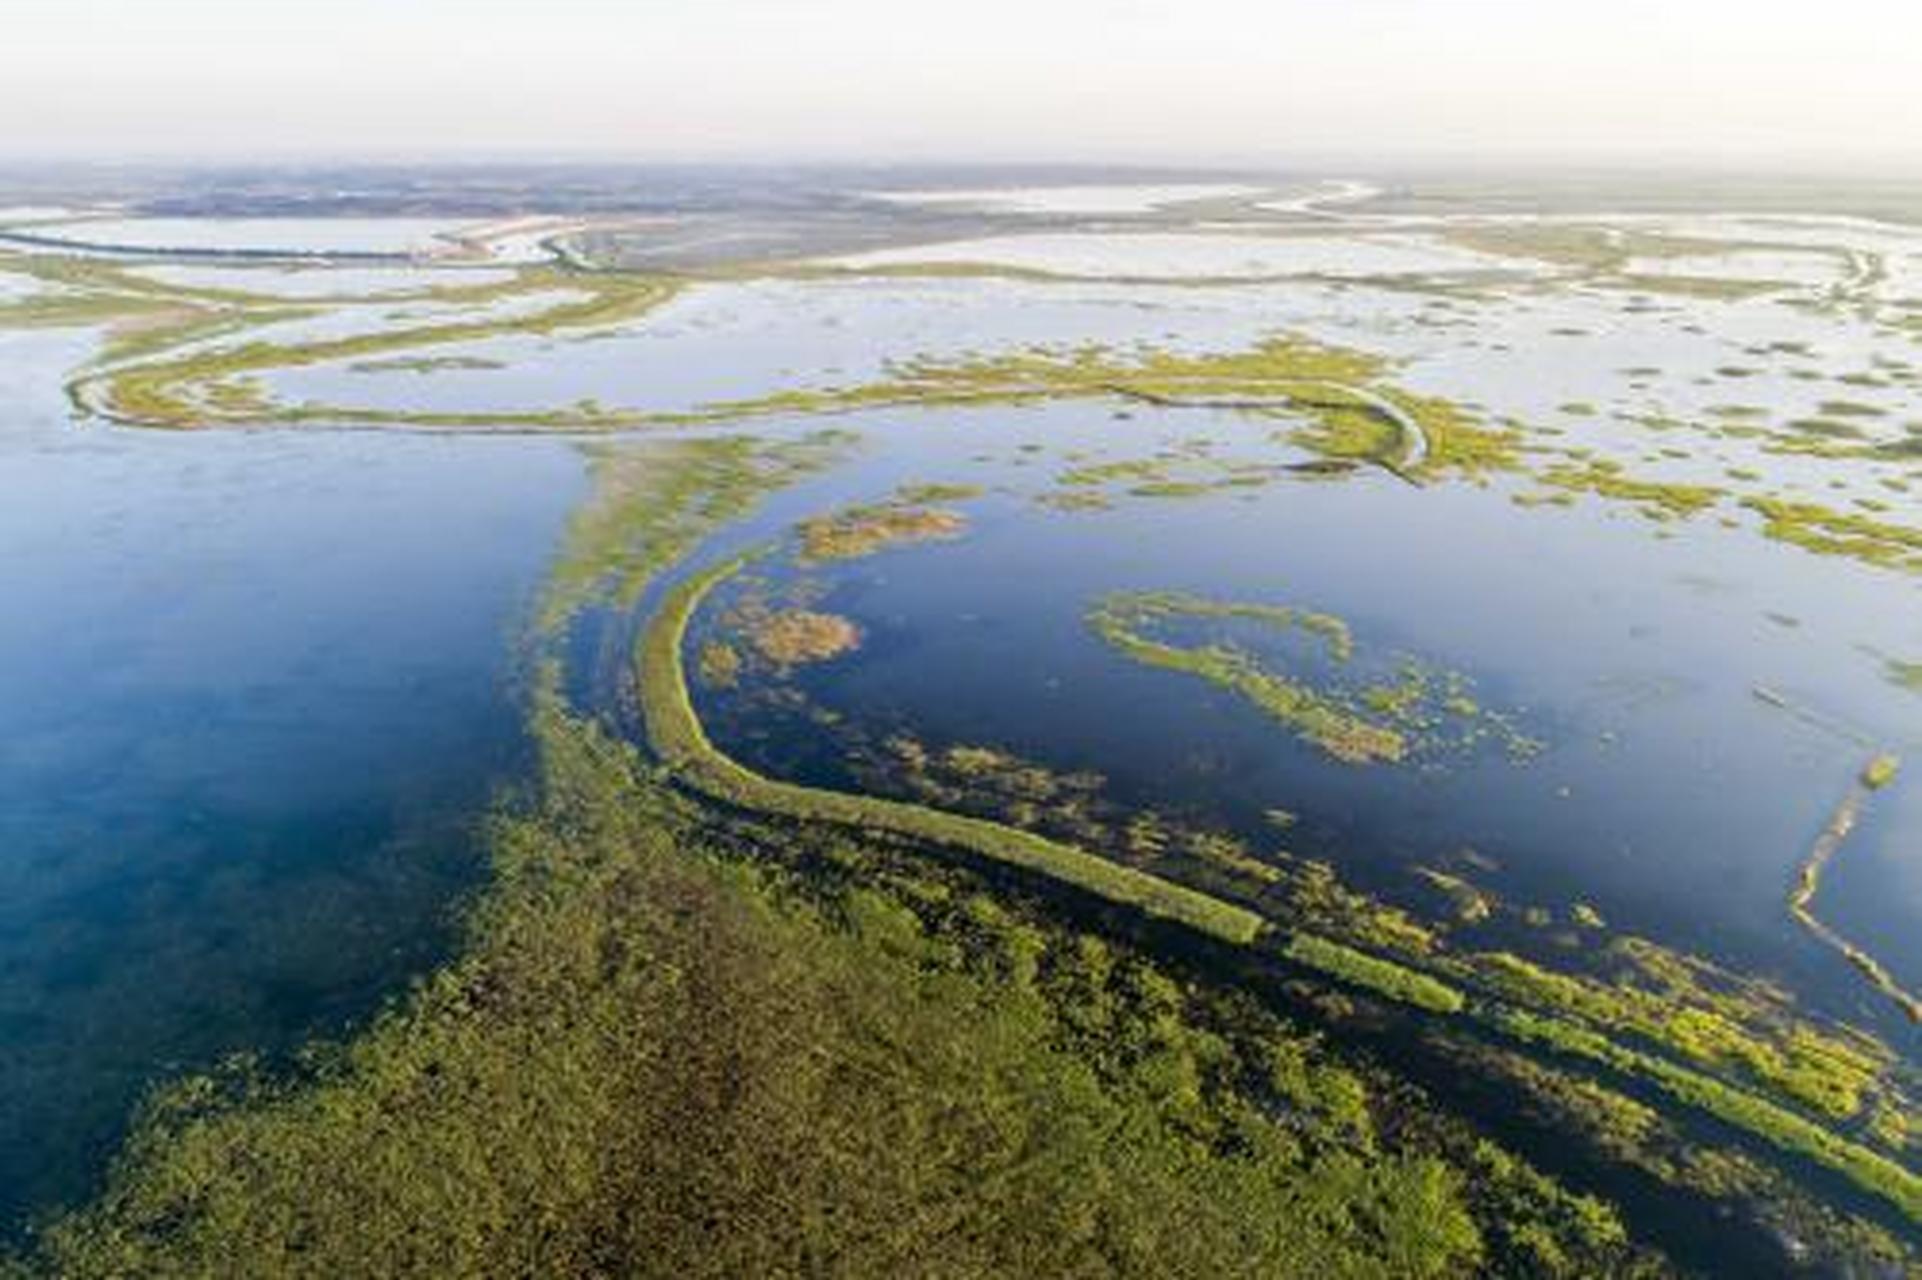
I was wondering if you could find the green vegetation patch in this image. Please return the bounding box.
[1535,459,1725,521]
[71,265,680,429]
[23,429,1665,1276]
[705,335,1518,481]
[1087,591,1539,766]
[1283,933,1466,1014]
[1089,591,1402,765]
[1742,496,1922,575]
[539,433,852,631]
[796,501,969,561]
[1496,1009,1922,1224]
[346,354,508,374]
[744,608,863,665]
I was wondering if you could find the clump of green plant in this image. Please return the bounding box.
[1284,933,1466,1014]
[1535,459,1724,520]
[857,736,1113,848]
[1742,496,1922,574]
[743,609,862,665]
[1089,591,1403,765]
[842,733,1290,893]
[1087,591,1539,766]
[892,482,984,503]
[1412,867,1495,924]
[695,640,743,687]
[796,501,968,561]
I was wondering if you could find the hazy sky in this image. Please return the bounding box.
[5,0,1919,165]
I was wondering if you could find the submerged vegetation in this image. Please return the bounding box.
[1883,660,1922,695]
[1087,591,1539,766]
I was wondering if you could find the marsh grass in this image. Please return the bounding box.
[641,558,1269,946]
[71,266,679,428]
[1087,591,1538,766]
[1742,496,1922,575]
[795,502,968,561]
[743,608,863,665]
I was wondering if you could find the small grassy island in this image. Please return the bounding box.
[1087,590,1540,766]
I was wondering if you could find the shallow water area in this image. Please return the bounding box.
[129,263,518,298]
[834,230,1539,279]
[266,275,1357,419]
[18,217,483,257]
[0,326,584,1228]
[867,183,1272,215]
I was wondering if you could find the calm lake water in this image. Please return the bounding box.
[0,328,583,1228]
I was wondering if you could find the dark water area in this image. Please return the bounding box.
[0,330,584,1229]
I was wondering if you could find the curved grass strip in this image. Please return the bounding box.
[1088,591,1406,765]
[1101,376,1428,479]
[638,557,1267,946]
[71,269,681,428]
[55,292,1518,478]
[695,339,1516,480]
[1283,934,1465,1014]
[1495,1008,1922,1224]
[1787,756,1922,1023]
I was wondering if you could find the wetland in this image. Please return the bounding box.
[3,167,1922,1275]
